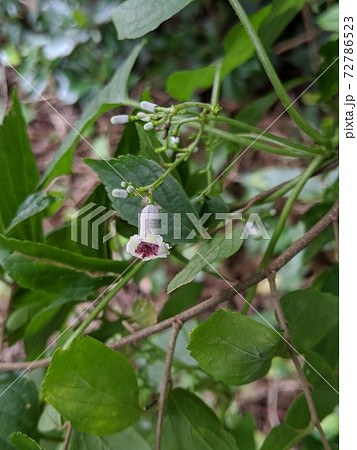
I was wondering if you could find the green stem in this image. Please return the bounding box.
[241,155,324,314]
[140,120,206,192]
[227,0,326,144]
[211,62,223,107]
[64,260,145,348]
[190,123,322,157]
[211,116,323,154]
[174,102,215,112]
[205,62,223,194]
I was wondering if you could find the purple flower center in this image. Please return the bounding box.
[135,241,159,258]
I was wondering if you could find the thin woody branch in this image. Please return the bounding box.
[155,320,182,450]
[0,201,338,372]
[267,274,331,450]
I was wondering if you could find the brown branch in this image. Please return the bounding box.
[333,220,339,259]
[0,283,17,360]
[62,421,72,450]
[267,274,331,450]
[155,320,182,450]
[110,200,338,350]
[274,27,321,55]
[0,200,338,372]
[0,357,52,372]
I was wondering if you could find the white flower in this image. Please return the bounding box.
[112,188,128,199]
[169,136,180,146]
[143,122,154,131]
[126,185,135,193]
[140,101,157,112]
[111,114,129,125]
[126,205,170,261]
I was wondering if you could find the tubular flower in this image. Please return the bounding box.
[110,114,129,125]
[140,101,157,112]
[126,205,170,261]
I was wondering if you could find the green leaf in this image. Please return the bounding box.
[167,227,243,293]
[286,387,338,430]
[188,310,285,385]
[114,121,140,157]
[135,124,162,163]
[24,298,72,359]
[37,404,62,433]
[86,155,199,243]
[0,377,40,444]
[159,283,203,321]
[167,7,270,101]
[2,253,113,300]
[6,290,57,340]
[167,0,304,100]
[280,288,338,351]
[5,192,59,235]
[131,298,157,328]
[69,428,150,450]
[164,388,238,449]
[317,4,339,32]
[42,336,141,435]
[0,233,129,274]
[260,423,307,450]
[231,414,256,450]
[9,432,43,450]
[66,184,114,259]
[113,0,193,40]
[40,42,144,187]
[312,264,338,296]
[0,91,40,239]
[236,78,307,126]
[258,0,305,47]
[317,39,338,101]
[303,202,335,262]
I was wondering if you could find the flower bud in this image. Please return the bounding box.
[127,185,135,194]
[143,122,154,131]
[120,181,127,188]
[110,115,129,125]
[140,101,157,113]
[112,188,128,199]
[169,136,180,146]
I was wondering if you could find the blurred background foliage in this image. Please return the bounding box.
[0,0,338,108]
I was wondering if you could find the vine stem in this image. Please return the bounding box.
[0,201,338,373]
[188,123,323,157]
[209,116,322,155]
[155,320,182,450]
[64,260,145,348]
[267,274,331,450]
[227,0,326,144]
[172,115,318,155]
[139,120,206,192]
[242,155,324,313]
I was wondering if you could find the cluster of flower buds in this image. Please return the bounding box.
[110,101,158,131]
[111,181,136,199]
